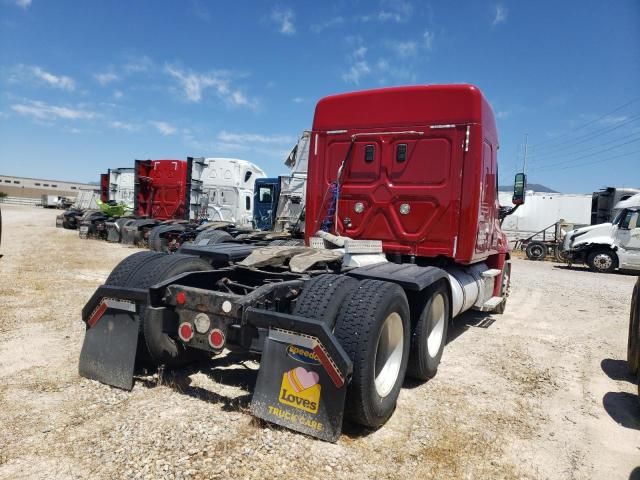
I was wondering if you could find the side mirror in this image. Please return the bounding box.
[512,172,526,205]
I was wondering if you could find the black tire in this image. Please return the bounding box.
[554,245,568,263]
[334,280,410,428]
[493,261,511,315]
[406,282,451,380]
[628,280,640,376]
[80,210,102,221]
[129,254,213,367]
[525,242,546,261]
[587,248,618,273]
[105,251,164,286]
[194,229,232,245]
[149,225,186,252]
[292,274,359,328]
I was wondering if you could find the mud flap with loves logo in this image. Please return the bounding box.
[250,329,348,442]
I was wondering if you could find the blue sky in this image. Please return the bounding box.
[0,0,638,193]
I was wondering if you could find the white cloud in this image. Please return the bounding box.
[150,121,177,135]
[123,55,153,74]
[270,7,295,35]
[113,90,123,99]
[109,121,139,132]
[353,46,367,59]
[387,40,418,58]
[342,61,370,85]
[357,0,414,23]
[310,16,344,33]
[217,131,295,145]
[191,0,211,22]
[11,100,95,121]
[292,97,305,104]
[374,57,417,84]
[423,30,435,51]
[492,5,507,26]
[11,65,76,91]
[94,72,119,85]
[342,43,371,85]
[164,64,255,108]
[496,110,510,119]
[32,67,75,90]
[14,0,32,8]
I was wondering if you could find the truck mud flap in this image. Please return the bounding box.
[106,224,120,242]
[250,329,347,442]
[79,299,140,390]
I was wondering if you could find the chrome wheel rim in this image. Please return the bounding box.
[374,312,404,398]
[427,293,446,358]
[594,253,612,270]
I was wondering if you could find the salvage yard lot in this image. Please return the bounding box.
[0,205,638,480]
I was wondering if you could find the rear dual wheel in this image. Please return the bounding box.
[334,280,411,428]
[149,224,186,252]
[105,252,213,367]
[297,276,451,427]
[407,282,451,380]
[193,229,233,245]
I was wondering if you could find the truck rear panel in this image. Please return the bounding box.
[134,159,191,220]
[306,84,505,264]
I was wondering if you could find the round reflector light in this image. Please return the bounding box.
[208,328,225,349]
[193,313,211,334]
[178,322,194,342]
[354,202,365,213]
[399,203,410,215]
[175,291,187,305]
[221,300,232,313]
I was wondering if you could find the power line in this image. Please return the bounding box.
[530,112,640,156]
[529,131,640,166]
[530,97,640,150]
[532,146,640,173]
[546,149,640,172]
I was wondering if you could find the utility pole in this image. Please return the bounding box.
[522,133,529,173]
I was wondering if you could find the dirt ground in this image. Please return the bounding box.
[0,204,638,480]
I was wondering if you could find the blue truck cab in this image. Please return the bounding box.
[253,177,281,230]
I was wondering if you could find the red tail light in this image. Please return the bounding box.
[175,291,187,305]
[178,322,194,342]
[208,329,225,349]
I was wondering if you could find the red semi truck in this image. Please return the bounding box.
[115,159,195,245]
[79,84,525,442]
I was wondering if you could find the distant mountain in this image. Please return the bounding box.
[499,183,558,193]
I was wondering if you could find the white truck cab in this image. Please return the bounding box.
[189,157,266,227]
[564,194,640,272]
[108,168,135,208]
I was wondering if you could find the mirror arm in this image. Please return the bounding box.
[498,203,521,225]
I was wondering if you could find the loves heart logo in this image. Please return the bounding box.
[287,367,320,392]
[279,367,321,414]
